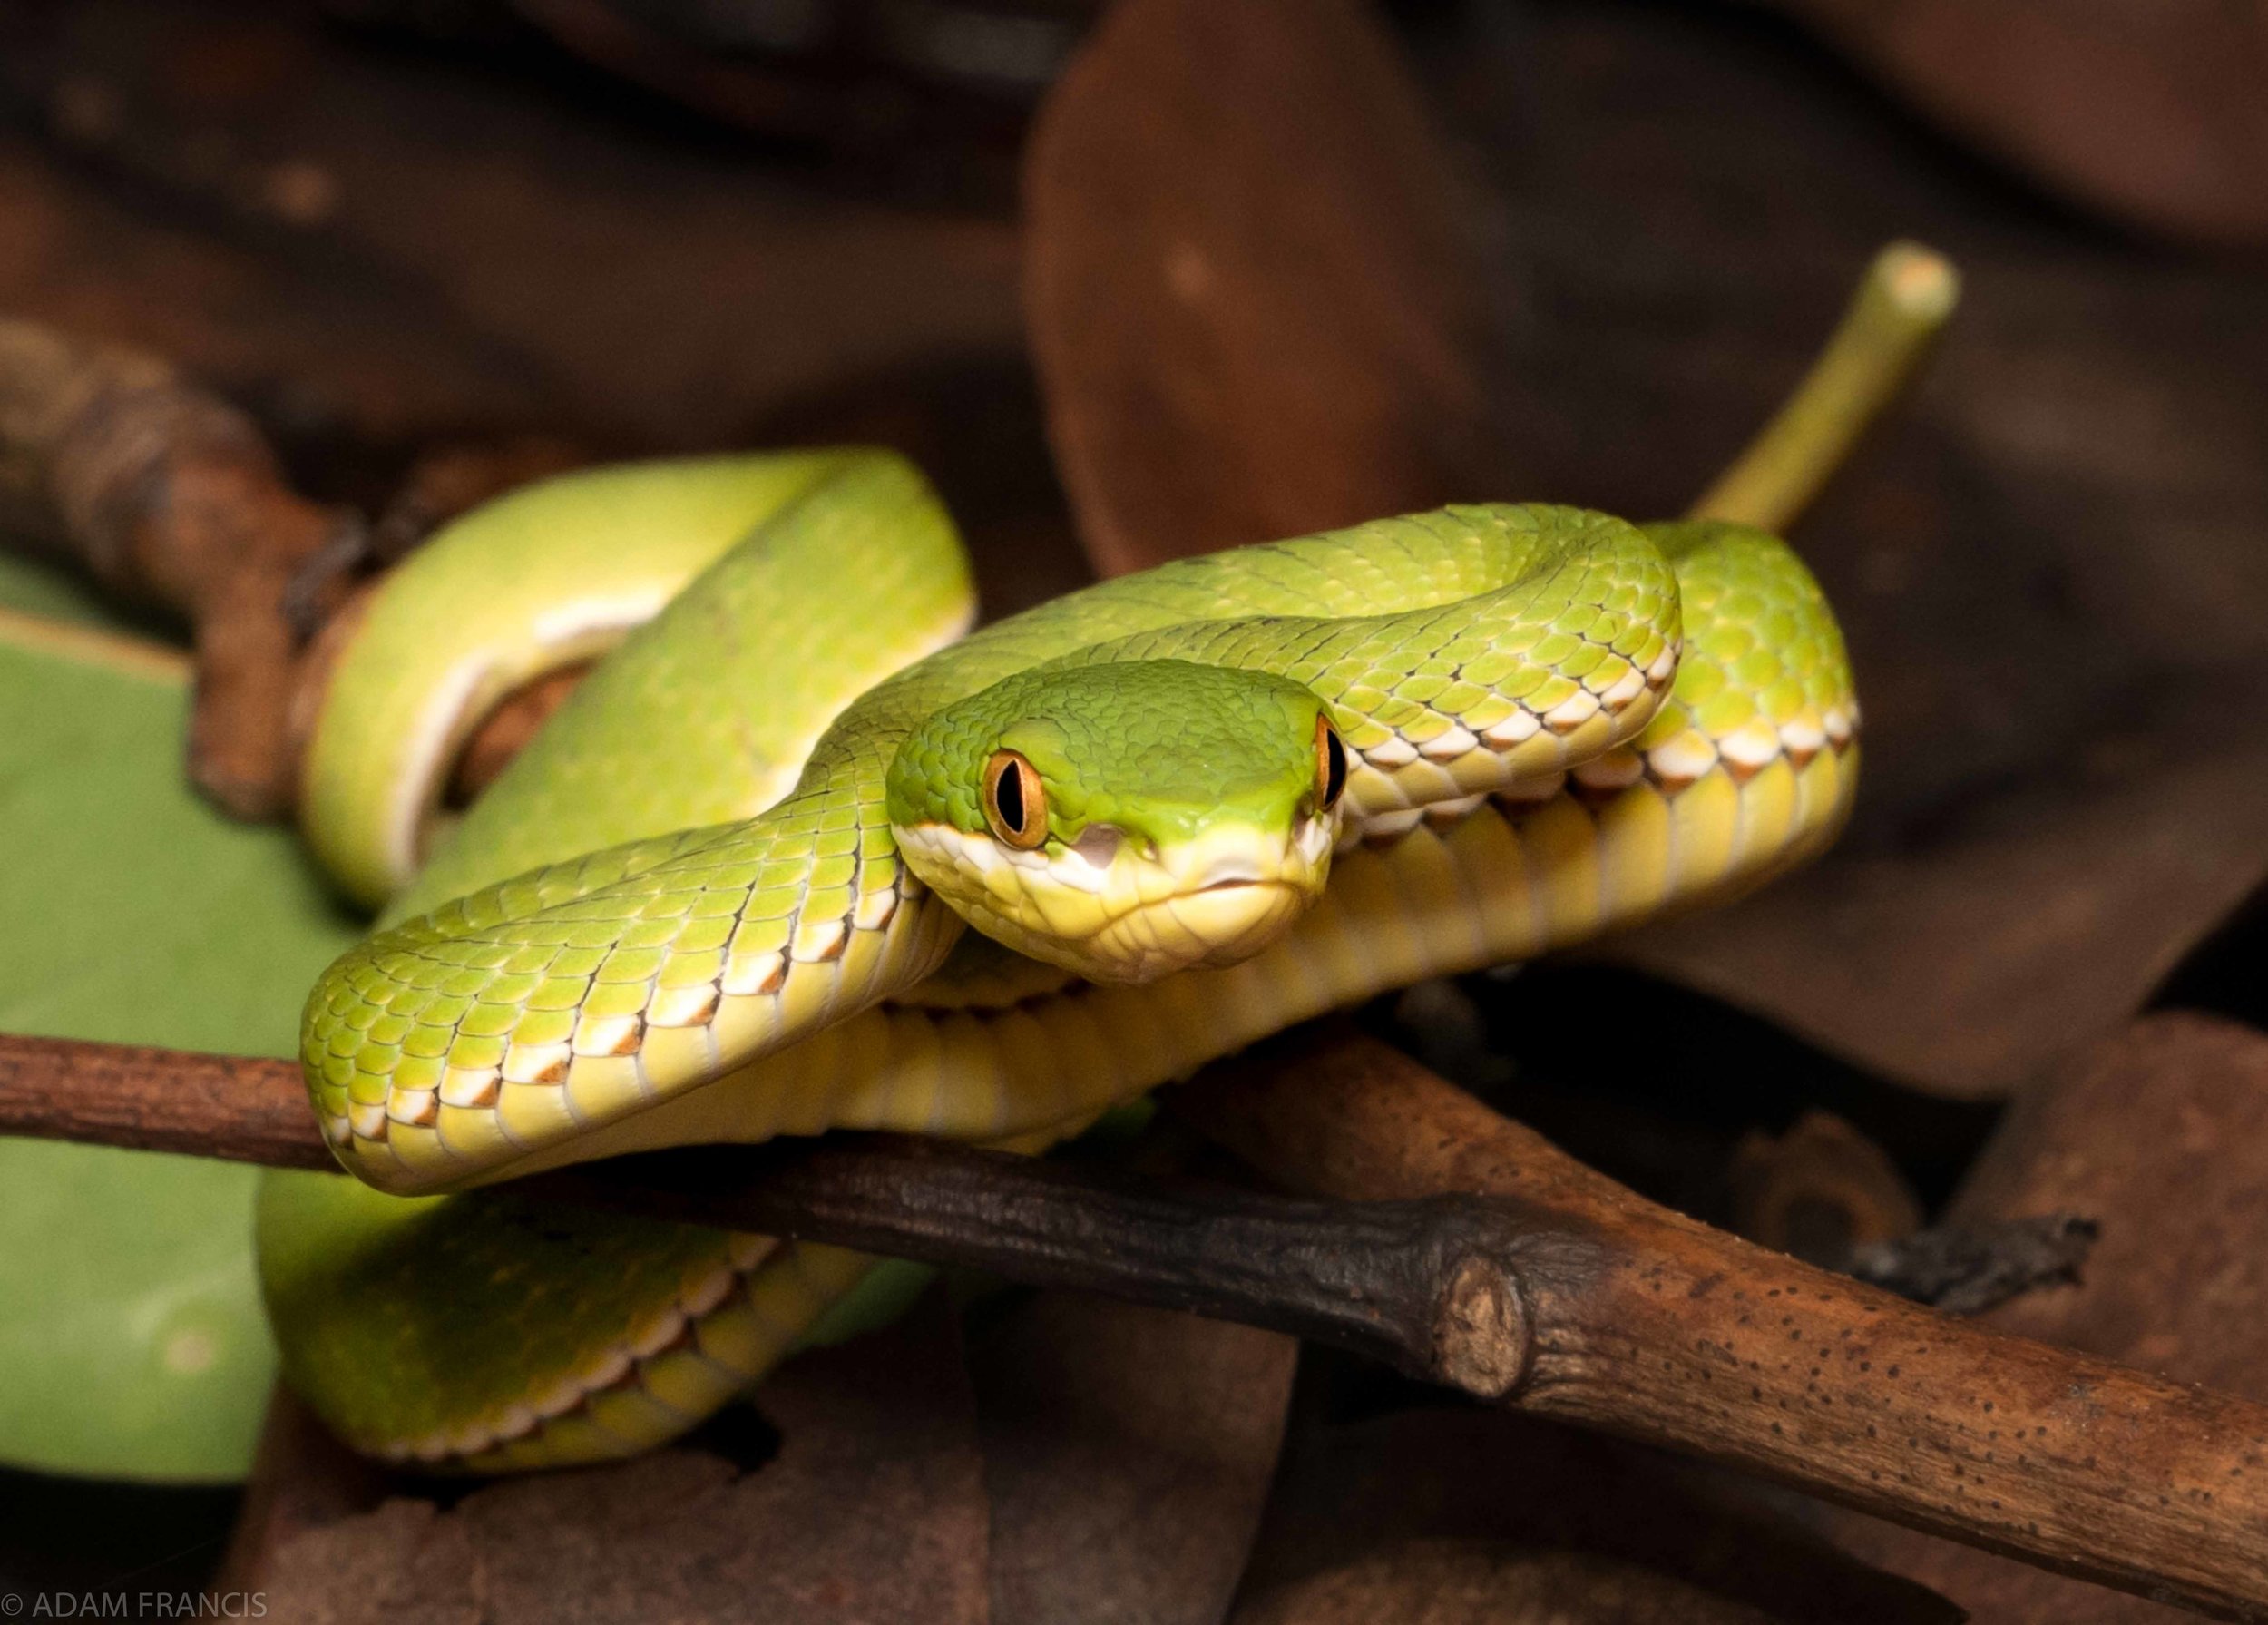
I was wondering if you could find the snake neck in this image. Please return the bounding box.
[307,746,969,1189]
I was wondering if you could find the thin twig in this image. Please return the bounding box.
[0,1032,329,1169]
[3,1026,2263,1620]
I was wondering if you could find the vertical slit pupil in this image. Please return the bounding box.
[995,761,1025,831]
[1322,726,1346,808]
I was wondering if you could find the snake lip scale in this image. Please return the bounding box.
[266,454,1858,1471]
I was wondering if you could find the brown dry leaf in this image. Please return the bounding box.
[1236,1538,1780,1625]
[971,1291,1296,1625]
[1769,0,2268,247]
[1022,0,1519,577]
[504,0,1071,161]
[0,2,1027,453]
[259,1297,990,1625]
[1235,1396,1959,1625]
[1818,1012,2268,1620]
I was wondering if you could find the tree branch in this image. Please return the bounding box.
[0,319,345,817]
[0,1031,331,1170]
[1175,1026,2268,1620]
[3,1025,2263,1619]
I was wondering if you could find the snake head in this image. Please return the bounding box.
[885,659,1344,984]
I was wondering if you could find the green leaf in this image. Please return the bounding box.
[0,548,125,626]
[0,618,360,1483]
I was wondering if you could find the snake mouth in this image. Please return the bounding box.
[892,814,1336,984]
[1068,872,1315,982]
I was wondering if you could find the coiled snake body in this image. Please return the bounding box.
[262,451,1857,1471]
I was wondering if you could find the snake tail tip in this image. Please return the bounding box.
[1875,240,1960,321]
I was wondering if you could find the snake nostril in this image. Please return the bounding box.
[1070,823,1123,867]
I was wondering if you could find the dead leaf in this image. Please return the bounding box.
[0,3,1027,453]
[971,1291,1295,1625]
[1022,0,1520,577]
[1236,1538,1781,1625]
[1236,1392,1959,1624]
[1768,0,2268,246]
[259,1296,990,1625]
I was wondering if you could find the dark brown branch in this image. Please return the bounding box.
[543,1140,1537,1395]
[3,1025,2265,1617]
[0,1032,1510,1388]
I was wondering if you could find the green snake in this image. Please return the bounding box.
[259,449,1858,1471]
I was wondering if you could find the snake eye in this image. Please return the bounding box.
[983,749,1049,849]
[1314,715,1347,814]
